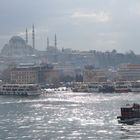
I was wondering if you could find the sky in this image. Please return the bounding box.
[0,0,140,53]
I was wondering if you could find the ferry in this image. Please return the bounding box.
[87,83,102,93]
[130,81,140,92]
[99,84,115,93]
[87,83,114,93]
[0,84,41,96]
[117,103,140,124]
[72,83,88,92]
[114,81,131,93]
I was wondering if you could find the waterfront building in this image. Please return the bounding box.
[10,64,53,84]
[45,69,60,84]
[11,67,38,84]
[83,65,107,83]
[118,64,140,81]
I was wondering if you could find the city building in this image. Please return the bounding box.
[118,64,140,81]
[45,69,60,84]
[83,65,107,83]
[10,64,53,84]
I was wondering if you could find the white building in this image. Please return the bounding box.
[118,64,140,81]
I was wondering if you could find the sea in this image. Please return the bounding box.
[0,91,140,140]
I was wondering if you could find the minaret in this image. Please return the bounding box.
[54,34,57,49]
[32,24,35,49]
[26,28,28,44]
[47,37,49,51]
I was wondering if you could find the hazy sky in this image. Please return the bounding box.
[0,0,140,53]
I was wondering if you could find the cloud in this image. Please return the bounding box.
[71,11,111,23]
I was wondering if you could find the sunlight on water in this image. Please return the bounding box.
[0,92,140,139]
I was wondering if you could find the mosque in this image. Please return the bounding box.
[1,25,37,57]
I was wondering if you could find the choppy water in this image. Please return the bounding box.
[0,92,140,140]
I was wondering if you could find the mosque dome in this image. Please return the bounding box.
[9,36,26,46]
[1,36,37,57]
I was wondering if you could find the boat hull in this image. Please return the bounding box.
[117,103,140,124]
[115,89,131,93]
[118,117,140,124]
[0,84,41,96]
[131,88,140,92]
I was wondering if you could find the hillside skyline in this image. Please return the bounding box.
[1,0,140,53]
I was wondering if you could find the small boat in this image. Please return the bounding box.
[0,84,42,96]
[117,103,140,124]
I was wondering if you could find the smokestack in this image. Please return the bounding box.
[32,24,35,49]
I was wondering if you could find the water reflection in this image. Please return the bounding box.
[120,124,140,139]
[0,92,140,139]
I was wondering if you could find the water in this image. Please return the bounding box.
[0,92,140,140]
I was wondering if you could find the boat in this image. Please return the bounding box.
[130,81,140,92]
[43,87,72,94]
[87,83,103,93]
[87,83,115,93]
[117,103,140,124]
[99,84,115,93]
[0,84,42,96]
[72,83,88,92]
[114,81,131,93]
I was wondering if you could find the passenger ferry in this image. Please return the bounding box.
[99,84,115,93]
[114,81,131,93]
[72,83,88,92]
[0,84,41,96]
[130,81,140,92]
[117,103,140,124]
[87,83,102,93]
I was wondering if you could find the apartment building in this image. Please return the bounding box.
[83,66,107,83]
[10,64,53,84]
[118,64,140,81]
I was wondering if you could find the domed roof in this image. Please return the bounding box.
[9,36,26,45]
[1,35,38,57]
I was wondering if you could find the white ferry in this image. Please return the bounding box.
[72,83,88,92]
[114,81,131,93]
[87,83,102,93]
[0,84,41,96]
[130,81,140,92]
